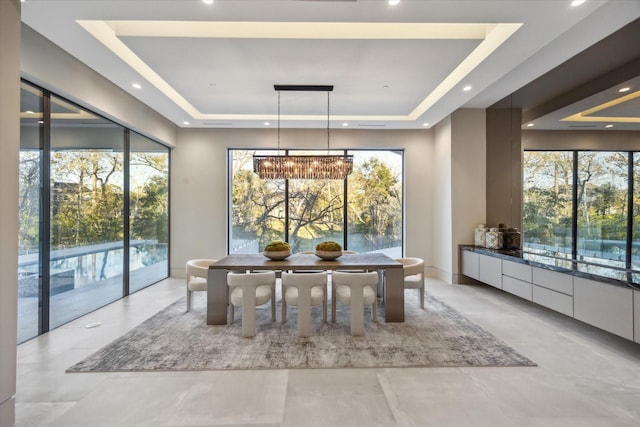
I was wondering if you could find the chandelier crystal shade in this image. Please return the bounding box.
[253,154,353,180]
[253,85,353,180]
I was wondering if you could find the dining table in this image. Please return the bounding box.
[207,252,405,325]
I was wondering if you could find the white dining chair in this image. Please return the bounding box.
[395,257,425,309]
[227,271,276,337]
[185,259,217,312]
[281,271,328,337]
[331,271,378,336]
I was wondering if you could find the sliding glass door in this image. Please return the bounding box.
[18,83,43,341]
[129,132,170,292]
[17,80,170,343]
[49,95,125,329]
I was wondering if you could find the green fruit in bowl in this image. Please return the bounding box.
[315,241,342,252]
[264,241,290,252]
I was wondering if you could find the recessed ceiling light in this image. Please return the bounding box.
[132,83,142,89]
[183,121,190,125]
[527,123,535,127]
[605,124,614,128]
[202,0,214,5]
[389,0,400,5]
[463,85,472,91]
[571,0,586,6]
[423,123,429,127]
[342,122,349,127]
[619,87,631,93]
[264,122,271,126]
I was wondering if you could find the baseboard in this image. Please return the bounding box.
[426,267,453,284]
[453,274,482,285]
[170,267,186,279]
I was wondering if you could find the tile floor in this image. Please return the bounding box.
[15,276,640,427]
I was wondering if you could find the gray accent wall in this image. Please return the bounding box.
[486,105,523,231]
[1,2,20,426]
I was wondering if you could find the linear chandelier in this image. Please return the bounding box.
[253,85,353,180]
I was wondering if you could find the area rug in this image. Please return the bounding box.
[67,291,535,372]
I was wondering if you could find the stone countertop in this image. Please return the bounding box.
[459,245,640,291]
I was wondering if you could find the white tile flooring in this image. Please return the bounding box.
[15,276,640,427]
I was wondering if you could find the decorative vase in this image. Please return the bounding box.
[315,250,343,260]
[504,228,521,250]
[485,227,503,249]
[474,224,488,247]
[263,250,291,260]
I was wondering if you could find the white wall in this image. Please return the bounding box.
[0,2,20,425]
[432,117,453,278]
[170,127,433,277]
[431,110,487,281]
[451,109,486,280]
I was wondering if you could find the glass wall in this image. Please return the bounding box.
[129,132,170,292]
[229,149,403,257]
[49,95,126,329]
[347,150,403,257]
[577,152,628,268]
[18,82,43,341]
[524,149,637,271]
[523,151,573,256]
[230,150,285,253]
[17,81,170,343]
[634,153,640,269]
[288,150,345,252]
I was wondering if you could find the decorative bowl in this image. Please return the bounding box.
[315,250,343,260]
[263,250,291,260]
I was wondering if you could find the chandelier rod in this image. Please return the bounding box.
[327,90,330,154]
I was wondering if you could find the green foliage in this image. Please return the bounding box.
[18,149,169,251]
[230,151,402,253]
[264,240,290,251]
[348,157,402,248]
[524,151,636,254]
[315,241,342,251]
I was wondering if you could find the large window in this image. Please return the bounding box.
[634,153,640,269]
[524,149,637,271]
[230,149,403,257]
[577,152,628,268]
[17,81,170,343]
[523,152,573,256]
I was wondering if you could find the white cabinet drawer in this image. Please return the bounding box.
[574,277,633,341]
[532,267,573,295]
[461,250,480,280]
[479,254,502,289]
[532,285,573,317]
[502,260,532,282]
[502,276,532,301]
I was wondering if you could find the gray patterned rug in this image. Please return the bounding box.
[67,291,535,372]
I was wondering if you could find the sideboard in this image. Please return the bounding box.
[459,245,640,344]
